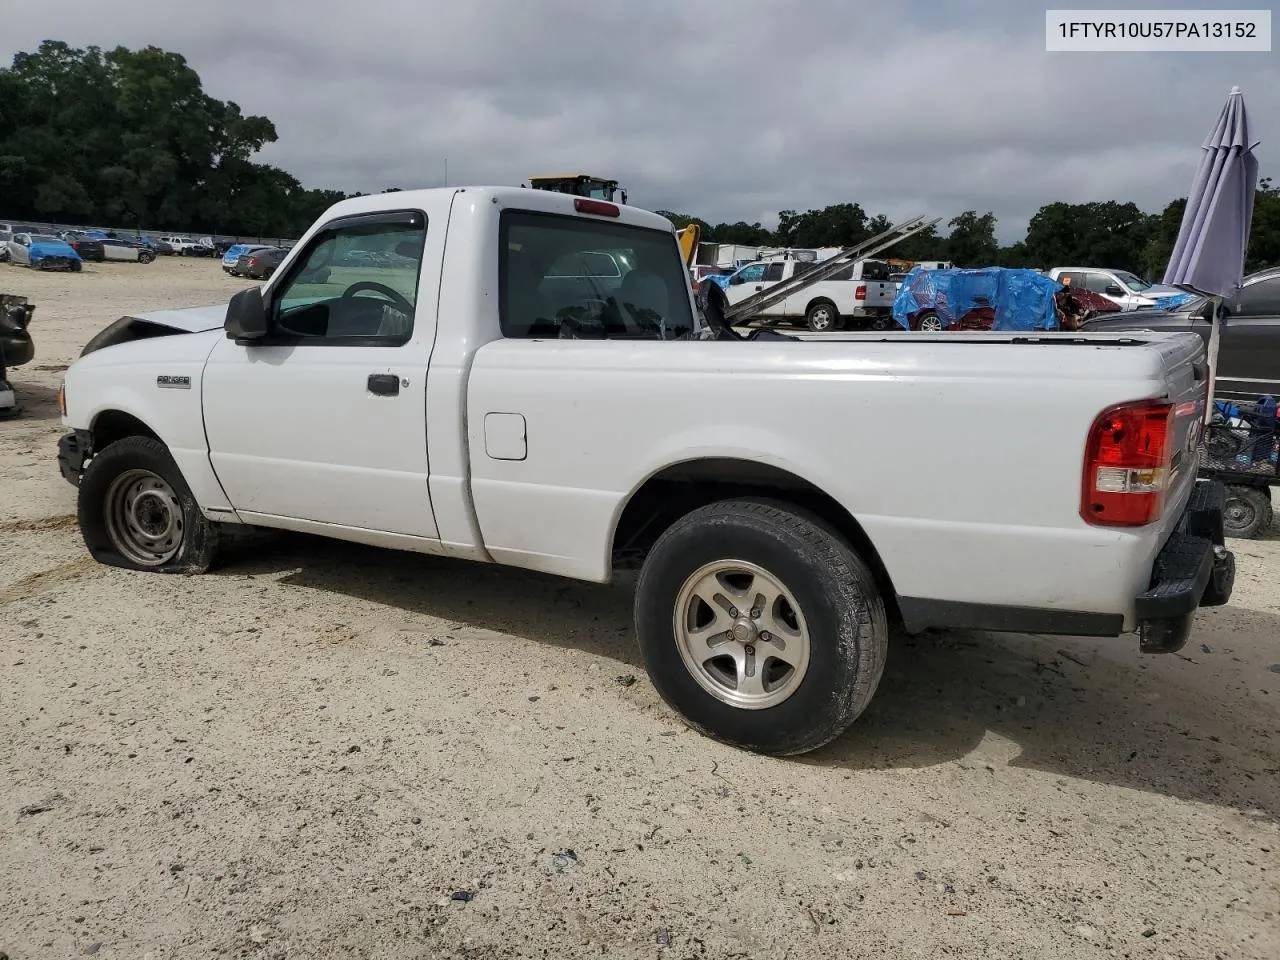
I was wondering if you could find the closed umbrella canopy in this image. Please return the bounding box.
[1163,86,1259,297]
[1163,87,1259,418]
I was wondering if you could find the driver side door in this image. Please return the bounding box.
[201,207,443,540]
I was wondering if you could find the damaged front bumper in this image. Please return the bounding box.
[58,429,92,486]
[1134,478,1235,654]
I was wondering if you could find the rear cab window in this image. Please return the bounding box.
[500,211,696,340]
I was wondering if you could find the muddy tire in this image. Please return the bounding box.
[634,498,889,755]
[77,436,220,574]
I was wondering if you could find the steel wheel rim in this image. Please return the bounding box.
[810,307,833,330]
[104,468,184,566]
[673,559,811,710]
[919,315,943,331]
[1224,498,1256,530]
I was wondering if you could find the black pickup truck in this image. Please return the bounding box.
[1081,266,1280,402]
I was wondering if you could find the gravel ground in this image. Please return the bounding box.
[2,257,1278,960]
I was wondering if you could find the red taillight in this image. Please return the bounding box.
[1080,401,1175,526]
[248,257,259,266]
[855,284,867,301]
[574,198,620,217]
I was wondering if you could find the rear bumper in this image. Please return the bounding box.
[58,429,92,487]
[1133,477,1234,653]
[895,478,1233,649]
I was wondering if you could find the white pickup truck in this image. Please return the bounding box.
[712,257,898,331]
[56,186,1235,755]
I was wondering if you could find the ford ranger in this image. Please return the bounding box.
[55,187,1235,755]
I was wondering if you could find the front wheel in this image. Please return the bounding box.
[139,251,155,264]
[1223,485,1273,539]
[77,436,221,573]
[634,498,889,755]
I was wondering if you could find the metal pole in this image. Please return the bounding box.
[1204,294,1224,425]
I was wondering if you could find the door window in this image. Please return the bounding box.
[1084,273,1119,295]
[1234,276,1280,317]
[736,264,767,284]
[270,212,427,343]
[762,262,785,282]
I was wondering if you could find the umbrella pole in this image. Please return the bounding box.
[1204,295,1224,425]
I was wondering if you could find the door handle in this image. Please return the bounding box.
[367,373,400,396]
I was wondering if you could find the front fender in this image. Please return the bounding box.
[63,329,233,513]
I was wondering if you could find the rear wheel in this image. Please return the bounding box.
[139,250,155,264]
[1223,485,1272,539]
[805,301,841,332]
[916,311,944,332]
[78,436,221,574]
[634,498,889,755]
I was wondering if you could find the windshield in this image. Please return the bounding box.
[29,235,60,243]
[1114,270,1151,292]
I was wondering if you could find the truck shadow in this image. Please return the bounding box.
[219,533,1280,816]
[814,608,1280,817]
[218,531,641,668]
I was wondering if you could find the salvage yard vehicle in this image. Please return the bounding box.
[6,233,82,271]
[706,257,897,331]
[222,243,271,274]
[1079,266,1280,402]
[1,294,36,417]
[56,186,1235,755]
[1048,267,1195,312]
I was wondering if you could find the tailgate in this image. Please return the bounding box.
[860,281,896,308]
[1157,333,1211,518]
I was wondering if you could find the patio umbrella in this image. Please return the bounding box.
[1162,86,1259,416]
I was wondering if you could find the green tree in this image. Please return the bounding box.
[944,210,998,266]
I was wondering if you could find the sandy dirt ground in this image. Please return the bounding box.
[1,256,1278,960]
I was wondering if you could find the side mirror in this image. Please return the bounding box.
[1104,285,1124,296]
[225,287,268,342]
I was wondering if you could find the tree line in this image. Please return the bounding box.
[660,187,1279,278]
[3,40,1276,277]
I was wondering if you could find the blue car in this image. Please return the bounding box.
[222,244,271,274]
[6,232,82,272]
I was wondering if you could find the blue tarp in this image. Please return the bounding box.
[892,266,1063,331]
[1150,291,1198,310]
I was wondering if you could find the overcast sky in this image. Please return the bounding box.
[3,0,1274,241]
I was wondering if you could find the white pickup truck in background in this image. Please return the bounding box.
[711,257,898,330]
[56,187,1234,755]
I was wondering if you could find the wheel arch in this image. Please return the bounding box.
[89,408,163,452]
[610,456,900,622]
[805,296,839,315]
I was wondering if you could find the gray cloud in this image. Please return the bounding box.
[3,0,1274,240]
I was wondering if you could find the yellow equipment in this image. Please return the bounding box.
[676,223,700,267]
[528,174,626,205]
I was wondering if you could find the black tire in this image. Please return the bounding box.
[1223,485,1272,539]
[805,300,841,332]
[71,261,83,273]
[634,498,889,755]
[915,311,945,332]
[77,435,220,574]
[139,251,155,264]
